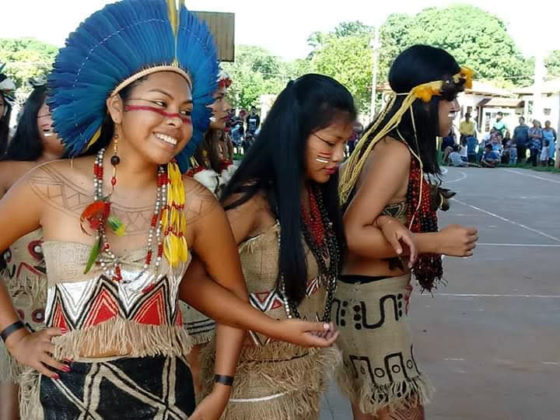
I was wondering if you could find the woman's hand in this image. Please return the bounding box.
[271,319,339,348]
[436,224,478,257]
[375,215,418,267]
[5,327,69,379]
[190,384,231,420]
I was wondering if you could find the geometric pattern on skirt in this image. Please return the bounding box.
[334,274,432,415]
[246,276,322,346]
[181,301,216,345]
[1,230,47,383]
[39,356,194,419]
[45,274,182,331]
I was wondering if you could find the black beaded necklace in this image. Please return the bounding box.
[278,185,339,322]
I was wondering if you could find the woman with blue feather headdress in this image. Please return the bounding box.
[0,1,338,418]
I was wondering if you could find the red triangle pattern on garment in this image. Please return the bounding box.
[82,288,120,328]
[174,305,183,326]
[253,291,271,304]
[270,297,283,310]
[133,288,167,325]
[51,303,69,330]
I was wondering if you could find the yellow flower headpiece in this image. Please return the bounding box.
[339,66,474,205]
[409,66,474,103]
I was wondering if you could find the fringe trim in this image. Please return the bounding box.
[6,273,47,310]
[19,368,43,420]
[336,364,434,415]
[52,318,193,360]
[0,342,23,384]
[201,341,341,419]
[188,329,215,346]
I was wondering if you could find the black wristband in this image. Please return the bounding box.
[0,320,25,342]
[214,374,234,386]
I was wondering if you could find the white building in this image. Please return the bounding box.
[514,78,560,132]
[459,81,522,136]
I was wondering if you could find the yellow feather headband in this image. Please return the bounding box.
[339,66,474,205]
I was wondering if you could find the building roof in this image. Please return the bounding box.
[514,78,560,95]
[465,81,514,97]
[478,97,525,108]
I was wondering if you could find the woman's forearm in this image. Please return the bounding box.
[346,225,406,259]
[0,281,29,351]
[213,323,245,378]
[414,232,440,254]
[180,273,280,337]
[346,223,441,259]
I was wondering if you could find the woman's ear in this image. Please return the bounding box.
[106,94,124,124]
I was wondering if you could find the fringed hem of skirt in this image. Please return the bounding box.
[336,367,433,415]
[201,341,341,419]
[224,387,322,420]
[0,342,23,384]
[187,329,215,346]
[6,274,47,310]
[19,369,43,420]
[52,318,193,360]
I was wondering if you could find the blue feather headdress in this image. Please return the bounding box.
[47,0,218,171]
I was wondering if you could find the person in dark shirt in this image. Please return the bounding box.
[513,116,529,163]
[246,106,261,135]
[481,143,499,167]
[528,120,543,167]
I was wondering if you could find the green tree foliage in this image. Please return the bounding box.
[0,38,58,90]
[311,30,373,112]
[308,8,534,112]
[222,45,283,110]
[222,45,311,109]
[333,21,374,38]
[545,50,560,78]
[378,13,414,83]
[380,5,533,87]
[307,22,374,112]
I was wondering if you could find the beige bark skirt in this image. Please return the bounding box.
[333,274,433,415]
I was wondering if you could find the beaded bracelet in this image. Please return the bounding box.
[0,320,25,343]
[214,374,234,386]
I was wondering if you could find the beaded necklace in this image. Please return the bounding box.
[404,149,443,292]
[81,148,193,282]
[278,185,339,322]
[82,148,167,282]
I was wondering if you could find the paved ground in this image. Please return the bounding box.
[320,167,560,420]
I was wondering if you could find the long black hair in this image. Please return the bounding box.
[362,45,464,175]
[221,74,357,305]
[0,93,12,158]
[2,86,47,161]
[193,128,224,173]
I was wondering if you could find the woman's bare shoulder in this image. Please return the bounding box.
[22,158,94,216]
[183,175,221,224]
[0,160,36,193]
